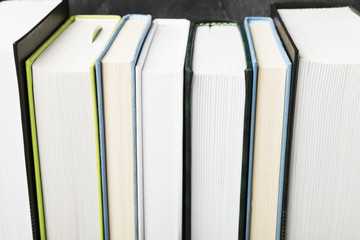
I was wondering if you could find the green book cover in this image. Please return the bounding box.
[25,15,121,240]
[183,20,253,240]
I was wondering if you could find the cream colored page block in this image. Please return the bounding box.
[249,21,286,68]
[102,63,135,240]
[103,19,147,63]
[248,21,287,240]
[250,69,286,240]
[101,18,148,240]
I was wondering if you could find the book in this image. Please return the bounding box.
[0,1,68,239]
[183,20,252,240]
[272,3,360,240]
[244,17,291,240]
[135,22,157,240]
[95,14,151,240]
[26,15,120,240]
[135,19,190,240]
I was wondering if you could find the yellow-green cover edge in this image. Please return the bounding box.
[25,15,121,240]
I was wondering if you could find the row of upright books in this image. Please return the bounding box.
[1,0,360,240]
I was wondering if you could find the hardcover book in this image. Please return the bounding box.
[135,18,190,240]
[183,20,252,240]
[26,15,120,240]
[244,17,291,240]
[272,3,360,240]
[95,14,152,240]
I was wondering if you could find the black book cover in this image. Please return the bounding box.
[11,1,69,239]
[183,20,253,240]
[271,2,360,239]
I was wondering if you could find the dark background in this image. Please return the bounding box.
[69,0,360,21]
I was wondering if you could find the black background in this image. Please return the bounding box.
[69,0,360,21]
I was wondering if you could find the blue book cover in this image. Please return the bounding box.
[95,14,152,240]
[244,17,292,240]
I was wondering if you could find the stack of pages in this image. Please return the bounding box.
[272,4,360,239]
[96,14,151,240]
[244,17,291,240]
[137,19,190,240]
[184,21,252,240]
[27,15,120,239]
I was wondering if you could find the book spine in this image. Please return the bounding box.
[95,58,110,240]
[238,24,253,240]
[243,17,258,240]
[182,21,196,240]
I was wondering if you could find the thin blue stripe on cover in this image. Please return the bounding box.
[244,17,258,240]
[95,14,152,240]
[130,15,152,240]
[244,17,292,240]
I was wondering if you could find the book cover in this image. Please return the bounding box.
[183,20,253,240]
[134,22,157,240]
[244,16,292,240]
[95,14,152,240]
[25,15,121,240]
[11,1,68,239]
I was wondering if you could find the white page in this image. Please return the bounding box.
[32,17,118,240]
[141,19,189,240]
[191,24,246,240]
[135,23,157,240]
[279,7,360,240]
